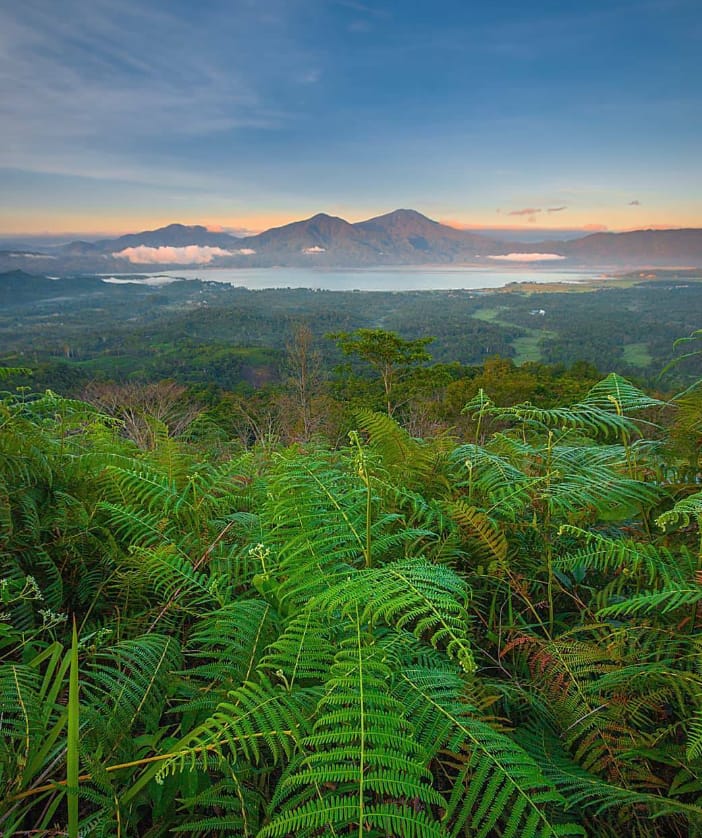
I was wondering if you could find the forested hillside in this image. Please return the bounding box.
[2,272,702,398]
[2,344,702,835]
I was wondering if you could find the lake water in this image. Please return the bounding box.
[103,266,596,292]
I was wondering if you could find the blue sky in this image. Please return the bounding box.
[1,0,700,235]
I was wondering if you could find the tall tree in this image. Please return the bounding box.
[283,323,324,441]
[329,328,433,416]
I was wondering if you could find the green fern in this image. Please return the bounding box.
[397,667,584,838]
[518,724,701,834]
[261,625,448,838]
[315,556,475,672]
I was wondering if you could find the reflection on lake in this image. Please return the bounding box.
[102,266,594,291]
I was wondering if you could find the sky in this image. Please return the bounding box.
[1,0,701,237]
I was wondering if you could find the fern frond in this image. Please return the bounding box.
[355,408,451,490]
[258,607,336,689]
[450,442,533,515]
[598,586,702,618]
[446,499,508,564]
[184,599,279,710]
[556,526,688,587]
[128,545,219,610]
[316,557,475,672]
[81,633,182,759]
[398,668,584,838]
[687,709,702,761]
[519,724,700,828]
[657,490,702,530]
[489,402,641,439]
[158,676,317,779]
[172,777,264,836]
[262,628,448,838]
[583,373,666,415]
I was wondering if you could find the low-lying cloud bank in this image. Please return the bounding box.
[113,245,237,264]
[488,252,566,262]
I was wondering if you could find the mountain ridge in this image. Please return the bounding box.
[2,210,702,272]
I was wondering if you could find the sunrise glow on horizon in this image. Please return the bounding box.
[1,1,700,239]
[2,211,701,240]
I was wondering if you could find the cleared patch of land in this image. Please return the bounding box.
[471,306,556,364]
[622,342,653,368]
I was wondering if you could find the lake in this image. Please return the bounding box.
[103,266,596,292]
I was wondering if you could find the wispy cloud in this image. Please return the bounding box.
[348,19,372,33]
[488,252,566,262]
[296,69,322,84]
[114,245,234,264]
[628,199,641,206]
[207,224,257,237]
[547,206,567,213]
[0,0,314,183]
[508,207,542,216]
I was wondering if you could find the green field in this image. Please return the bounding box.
[471,306,556,364]
[622,341,653,368]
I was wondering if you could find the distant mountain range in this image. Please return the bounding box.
[2,209,702,273]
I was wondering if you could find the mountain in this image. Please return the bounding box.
[554,228,702,266]
[235,213,378,263]
[0,270,105,306]
[353,209,504,260]
[63,223,239,256]
[1,212,702,273]
[230,209,506,266]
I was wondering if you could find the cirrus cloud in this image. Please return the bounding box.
[113,245,234,264]
[488,252,566,262]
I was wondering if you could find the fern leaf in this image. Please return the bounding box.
[397,669,584,838]
[315,557,475,672]
[519,724,701,827]
[687,710,702,761]
[446,499,508,564]
[261,628,448,838]
[598,586,702,617]
[186,599,279,690]
[657,490,702,530]
[258,607,336,688]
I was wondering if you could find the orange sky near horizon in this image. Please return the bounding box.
[3,3,701,246]
[1,205,701,238]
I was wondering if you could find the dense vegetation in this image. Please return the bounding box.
[2,271,702,396]
[2,335,702,835]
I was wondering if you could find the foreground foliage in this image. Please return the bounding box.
[1,371,701,836]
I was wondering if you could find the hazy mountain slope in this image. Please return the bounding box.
[64,224,240,256]
[353,209,508,261]
[554,228,702,266]
[235,213,382,264]
[2,212,702,272]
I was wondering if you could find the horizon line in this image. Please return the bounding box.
[2,210,702,240]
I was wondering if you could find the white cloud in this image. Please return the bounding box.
[113,245,233,264]
[233,248,256,255]
[297,69,321,84]
[488,252,566,262]
[9,252,56,258]
[302,245,326,254]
